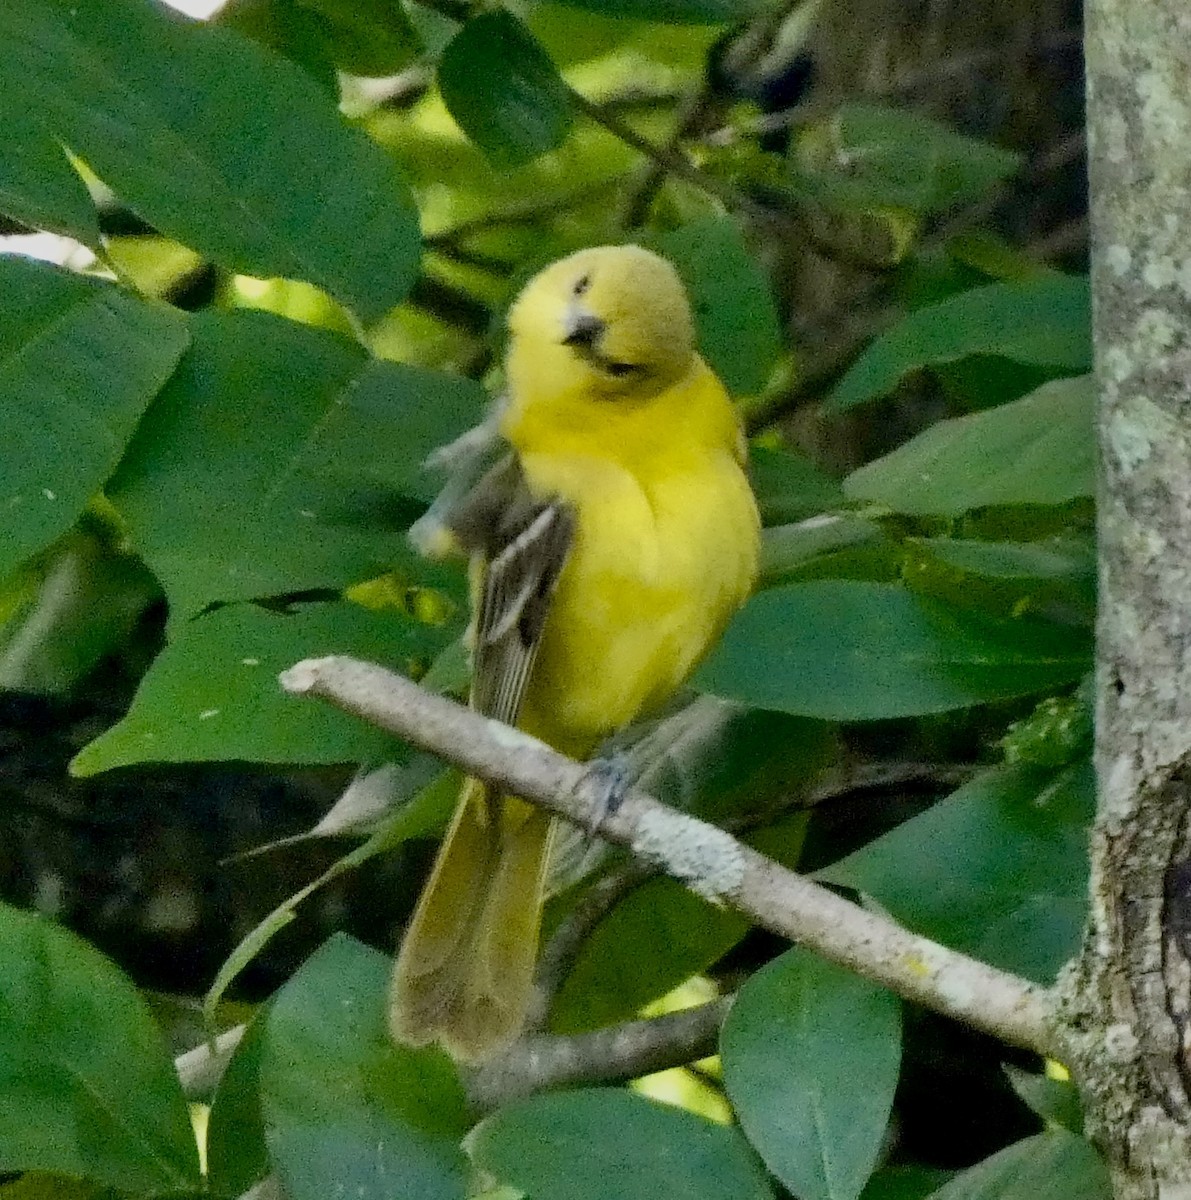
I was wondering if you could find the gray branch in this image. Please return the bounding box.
[281,656,1056,1057]
[467,998,731,1110]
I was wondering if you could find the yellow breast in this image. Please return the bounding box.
[503,357,760,754]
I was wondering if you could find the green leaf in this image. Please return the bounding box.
[822,760,1093,983]
[760,515,886,585]
[0,0,421,319]
[635,700,835,826]
[260,934,470,1200]
[793,104,1022,216]
[108,309,481,619]
[0,258,189,581]
[843,377,1094,515]
[438,12,573,168]
[296,0,421,76]
[924,1131,1109,1200]
[71,600,448,775]
[1002,689,1094,769]
[0,530,159,695]
[749,446,845,525]
[909,538,1095,585]
[0,900,201,1192]
[863,1167,953,1200]
[201,771,457,1021]
[829,277,1090,411]
[207,1014,269,1198]
[217,0,341,92]
[722,948,901,1200]
[654,218,783,394]
[221,0,422,82]
[552,721,821,1033]
[471,1089,773,1200]
[1003,1066,1084,1135]
[696,581,1091,721]
[551,876,749,1034]
[0,111,99,243]
[547,0,759,22]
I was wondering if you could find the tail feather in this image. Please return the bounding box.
[389,778,554,1062]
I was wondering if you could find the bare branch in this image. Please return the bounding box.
[281,656,1058,1057]
[467,998,731,1110]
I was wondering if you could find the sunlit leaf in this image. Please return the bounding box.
[0,0,421,318]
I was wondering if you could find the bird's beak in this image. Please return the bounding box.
[562,308,606,350]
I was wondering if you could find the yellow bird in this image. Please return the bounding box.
[389,244,761,1062]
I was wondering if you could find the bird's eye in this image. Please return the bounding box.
[573,274,591,296]
[605,361,643,378]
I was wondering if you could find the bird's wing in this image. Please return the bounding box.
[423,451,575,726]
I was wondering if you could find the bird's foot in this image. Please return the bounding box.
[579,750,633,840]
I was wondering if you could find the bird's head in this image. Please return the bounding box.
[506,244,697,404]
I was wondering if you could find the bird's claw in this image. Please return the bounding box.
[579,751,632,841]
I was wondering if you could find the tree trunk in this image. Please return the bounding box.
[1063,4,1191,1196]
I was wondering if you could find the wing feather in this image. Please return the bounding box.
[472,494,574,727]
[417,447,574,728]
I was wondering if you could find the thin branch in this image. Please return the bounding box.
[426,179,627,251]
[803,760,975,807]
[567,88,772,223]
[281,656,1058,1058]
[467,998,732,1110]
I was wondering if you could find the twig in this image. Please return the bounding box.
[803,760,975,807]
[567,88,772,223]
[467,998,732,1110]
[618,88,713,229]
[280,657,1058,1057]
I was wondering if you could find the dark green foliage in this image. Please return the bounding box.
[471,1089,774,1199]
[438,12,574,166]
[0,2,1104,1198]
[721,949,902,1200]
[0,901,201,1192]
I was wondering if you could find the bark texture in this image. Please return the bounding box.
[1062,5,1191,1196]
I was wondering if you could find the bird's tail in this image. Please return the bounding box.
[388,776,554,1062]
